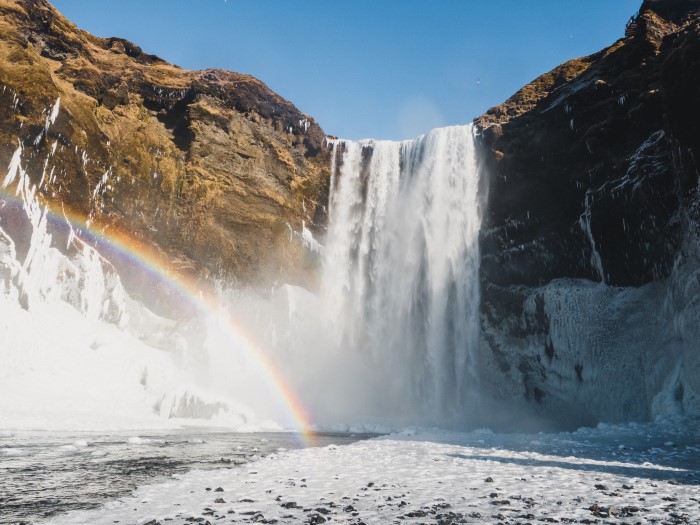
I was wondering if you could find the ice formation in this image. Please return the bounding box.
[0,101,288,432]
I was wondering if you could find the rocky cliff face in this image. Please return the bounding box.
[0,0,329,300]
[474,0,700,425]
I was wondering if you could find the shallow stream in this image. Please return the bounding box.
[0,429,374,524]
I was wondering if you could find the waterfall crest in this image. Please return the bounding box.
[322,125,482,423]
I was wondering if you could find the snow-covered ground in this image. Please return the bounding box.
[40,418,700,525]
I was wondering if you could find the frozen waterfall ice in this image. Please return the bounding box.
[321,125,483,423]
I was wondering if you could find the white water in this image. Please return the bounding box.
[320,125,482,423]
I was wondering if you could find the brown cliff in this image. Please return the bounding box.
[0,0,329,297]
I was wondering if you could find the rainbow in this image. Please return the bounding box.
[0,187,314,443]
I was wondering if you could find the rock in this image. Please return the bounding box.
[474,0,700,425]
[484,477,494,483]
[214,487,224,492]
[214,498,225,504]
[0,0,330,314]
[594,484,608,491]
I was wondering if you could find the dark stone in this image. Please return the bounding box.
[475,0,700,426]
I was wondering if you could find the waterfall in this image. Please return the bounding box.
[322,125,482,423]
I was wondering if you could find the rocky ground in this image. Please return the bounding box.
[42,420,700,525]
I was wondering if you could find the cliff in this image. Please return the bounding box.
[0,0,329,296]
[474,0,700,424]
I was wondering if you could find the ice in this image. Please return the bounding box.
[2,145,23,188]
[127,437,163,445]
[40,419,700,525]
[300,220,321,253]
[0,127,294,432]
[2,448,28,457]
[579,189,605,282]
[91,170,110,200]
[47,97,60,128]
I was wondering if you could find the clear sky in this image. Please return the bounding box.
[50,0,641,141]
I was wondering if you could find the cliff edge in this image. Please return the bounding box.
[474,0,700,424]
[0,0,329,295]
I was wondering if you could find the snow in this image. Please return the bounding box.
[40,419,700,525]
[578,190,605,283]
[0,126,296,433]
[300,220,322,254]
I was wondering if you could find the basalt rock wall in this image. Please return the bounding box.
[474,0,700,425]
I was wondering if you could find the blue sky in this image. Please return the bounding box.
[51,0,640,140]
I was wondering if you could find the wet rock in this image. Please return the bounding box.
[475,0,700,424]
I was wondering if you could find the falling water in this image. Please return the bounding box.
[322,125,482,423]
